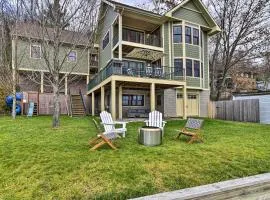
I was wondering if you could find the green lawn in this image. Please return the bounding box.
[0,116,270,199]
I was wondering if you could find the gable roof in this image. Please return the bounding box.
[101,0,220,36]
[165,0,221,34]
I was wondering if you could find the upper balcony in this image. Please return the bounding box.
[113,28,162,48]
[112,13,163,52]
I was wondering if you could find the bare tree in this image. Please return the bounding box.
[209,0,270,100]
[16,0,99,127]
[137,0,180,14]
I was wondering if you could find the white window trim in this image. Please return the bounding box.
[67,50,77,63]
[172,24,183,44]
[30,44,42,59]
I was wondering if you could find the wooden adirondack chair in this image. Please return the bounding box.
[145,110,166,136]
[176,118,204,144]
[89,119,119,150]
[100,111,128,137]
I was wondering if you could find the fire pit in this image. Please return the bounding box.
[138,126,162,146]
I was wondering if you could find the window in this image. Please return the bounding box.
[174,59,183,76]
[186,59,193,76]
[173,26,182,43]
[177,93,183,99]
[193,28,199,45]
[122,94,144,106]
[68,51,77,62]
[194,60,200,77]
[188,94,197,99]
[123,28,144,44]
[102,31,110,49]
[30,44,41,59]
[185,26,192,44]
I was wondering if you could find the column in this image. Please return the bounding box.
[92,92,95,116]
[150,83,156,111]
[183,84,187,120]
[40,71,44,93]
[118,14,122,60]
[65,74,68,95]
[118,85,122,120]
[101,86,105,112]
[111,80,116,120]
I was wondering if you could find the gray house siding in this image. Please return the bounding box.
[164,89,177,117]
[199,90,210,117]
[186,45,200,59]
[174,44,183,57]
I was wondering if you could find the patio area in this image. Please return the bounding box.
[0,116,270,199]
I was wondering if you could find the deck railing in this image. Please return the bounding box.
[88,60,185,91]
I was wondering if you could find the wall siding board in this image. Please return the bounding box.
[174,44,183,57]
[203,32,209,89]
[17,40,88,74]
[187,77,200,87]
[200,90,210,117]
[172,8,209,27]
[99,7,118,69]
[186,44,200,59]
[164,89,177,117]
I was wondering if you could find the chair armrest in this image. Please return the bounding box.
[114,121,128,129]
[144,120,149,126]
[102,122,116,126]
[162,121,167,127]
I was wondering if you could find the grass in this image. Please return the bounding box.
[0,116,270,199]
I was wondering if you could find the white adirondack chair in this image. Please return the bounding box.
[100,111,128,137]
[145,110,166,136]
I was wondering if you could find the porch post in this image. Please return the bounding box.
[150,83,156,111]
[111,80,116,120]
[118,14,122,60]
[101,86,105,112]
[183,84,187,120]
[92,92,95,116]
[118,85,122,120]
[65,74,68,95]
[40,71,44,93]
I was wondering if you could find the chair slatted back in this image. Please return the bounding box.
[185,118,204,130]
[148,110,163,128]
[92,119,103,133]
[100,111,115,132]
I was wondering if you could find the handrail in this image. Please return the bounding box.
[68,88,72,117]
[79,89,87,115]
[88,60,186,91]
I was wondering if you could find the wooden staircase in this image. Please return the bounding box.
[70,94,86,117]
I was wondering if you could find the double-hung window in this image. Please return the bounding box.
[186,59,193,76]
[173,26,182,43]
[185,26,192,44]
[194,60,200,77]
[193,28,199,45]
[174,59,183,76]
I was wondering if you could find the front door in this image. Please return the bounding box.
[176,92,199,117]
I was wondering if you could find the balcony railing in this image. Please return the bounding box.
[88,60,185,91]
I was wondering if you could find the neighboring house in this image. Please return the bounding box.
[87,0,220,120]
[257,81,270,91]
[12,23,98,95]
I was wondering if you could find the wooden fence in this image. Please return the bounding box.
[208,99,260,123]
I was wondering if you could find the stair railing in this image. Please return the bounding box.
[79,89,87,115]
[68,88,73,117]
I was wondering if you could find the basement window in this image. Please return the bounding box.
[123,94,144,106]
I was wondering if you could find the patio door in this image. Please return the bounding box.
[176,92,199,117]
